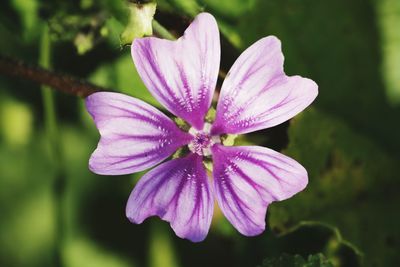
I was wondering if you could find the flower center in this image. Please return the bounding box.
[188,123,220,156]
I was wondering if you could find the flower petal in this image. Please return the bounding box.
[132,12,220,130]
[211,36,318,135]
[211,144,308,236]
[126,153,213,242]
[86,92,192,175]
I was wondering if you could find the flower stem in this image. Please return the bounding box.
[152,19,176,40]
[39,25,65,267]
[149,221,180,267]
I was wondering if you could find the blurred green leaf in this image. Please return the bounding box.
[47,7,108,54]
[198,0,256,20]
[43,0,128,54]
[74,32,95,55]
[162,0,202,17]
[89,52,162,108]
[269,108,400,266]
[0,99,33,146]
[64,238,133,267]
[236,0,400,152]
[60,125,146,266]
[0,132,56,267]
[374,0,400,105]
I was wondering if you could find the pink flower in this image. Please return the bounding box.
[86,13,318,242]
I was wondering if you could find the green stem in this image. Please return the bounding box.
[149,221,180,267]
[152,20,176,40]
[40,37,57,148]
[39,25,65,267]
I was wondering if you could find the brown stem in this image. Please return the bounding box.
[0,55,111,97]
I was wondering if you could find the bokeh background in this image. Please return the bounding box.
[1,0,399,266]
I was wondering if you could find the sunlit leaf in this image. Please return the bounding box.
[0,98,33,146]
[64,238,134,267]
[0,132,55,267]
[88,52,162,108]
[374,0,400,105]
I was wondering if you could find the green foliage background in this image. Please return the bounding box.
[0,0,399,266]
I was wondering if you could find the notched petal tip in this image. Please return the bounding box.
[130,12,220,130]
[241,222,266,237]
[306,77,319,100]
[125,154,214,242]
[293,75,319,98]
[194,12,218,26]
[260,35,282,47]
[85,92,191,175]
[212,34,318,135]
[212,145,308,236]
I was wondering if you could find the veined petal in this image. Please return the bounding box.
[211,144,307,236]
[132,12,220,130]
[86,92,192,175]
[212,36,318,135]
[126,153,213,242]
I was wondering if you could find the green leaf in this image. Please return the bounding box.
[305,254,334,267]
[43,0,128,54]
[273,221,363,266]
[0,131,56,267]
[235,0,400,153]
[269,108,399,266]
[162,0,202,17]
[74,33,95,55]
[259,254,306,267]
[88,52,162,109]
[197,0,256,20]
[64,238,133,267]
[259,253,333,267]
[0,98,33,147]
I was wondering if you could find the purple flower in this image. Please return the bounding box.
[86,13,318,242]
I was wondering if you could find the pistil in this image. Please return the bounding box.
[188,123,220,156]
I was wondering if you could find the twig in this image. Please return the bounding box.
[0,55,110,97]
